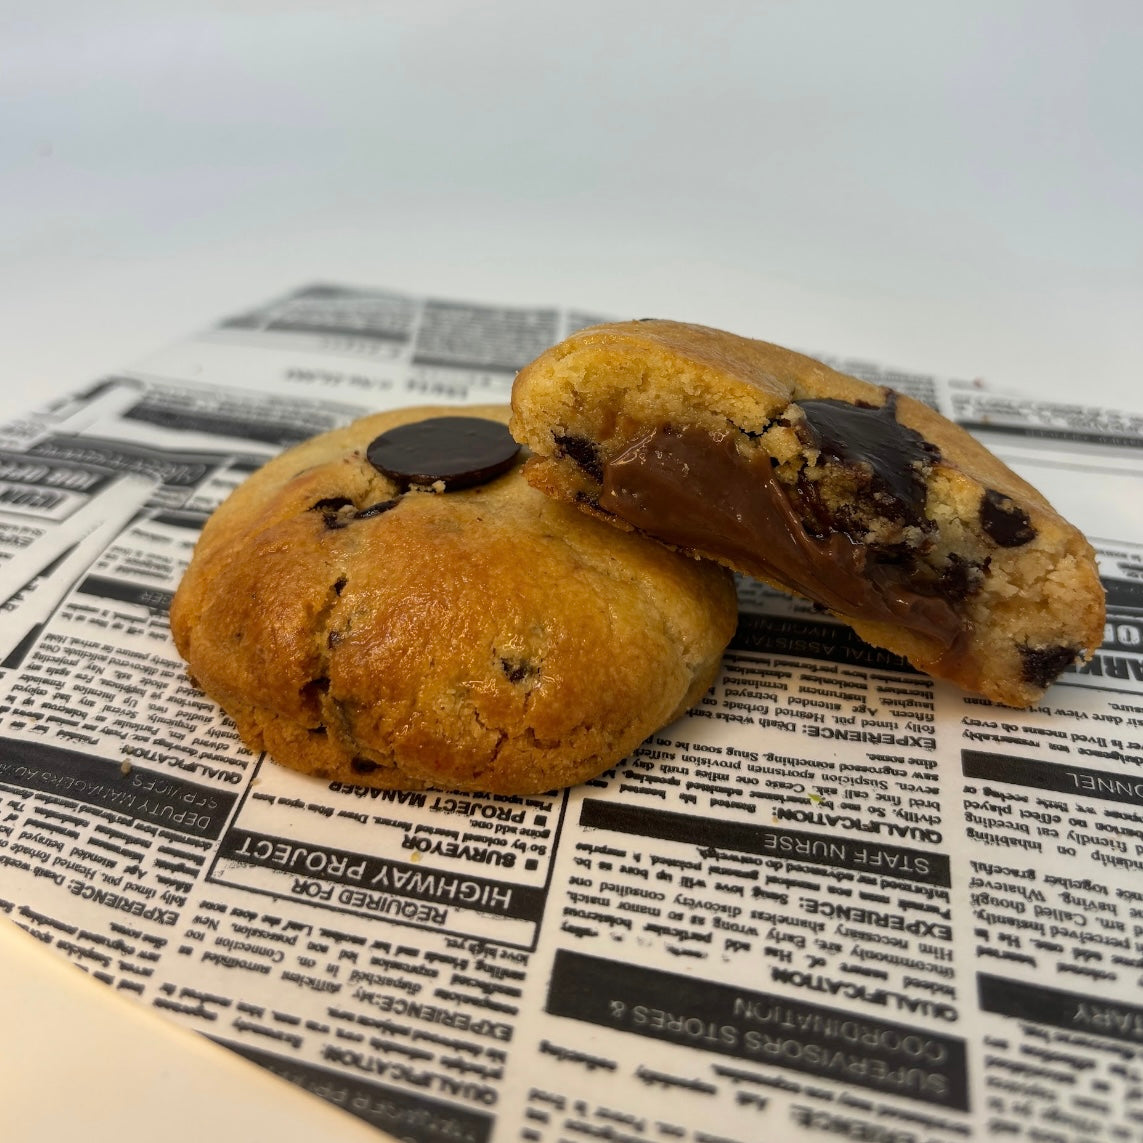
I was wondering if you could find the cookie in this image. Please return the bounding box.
[170,405,737,793]
[510,321,1105,707]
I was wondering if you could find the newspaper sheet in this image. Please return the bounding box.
[2,283,1142,1143]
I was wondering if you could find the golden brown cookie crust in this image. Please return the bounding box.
[170,405,737,793]
[511,321,1105,707]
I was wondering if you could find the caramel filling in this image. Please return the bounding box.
[598,425,963,650]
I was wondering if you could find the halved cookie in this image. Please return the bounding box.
[511,321,1104,707]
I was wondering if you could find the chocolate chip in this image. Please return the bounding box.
[937,554,989,603]
[355,499,400,519]
[333,577,347,595]
[300,676,330,719]
[366,416,519,491]
[980,489,1037,547]
[309,497,354,529]
[351,757,378,774]
[554,433,603,482]
[1019,644,1079,689]
[500,657,536,684]
[301,676,330,707]
[312,498,401,531]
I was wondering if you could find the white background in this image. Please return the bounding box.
[2,1,1140,414]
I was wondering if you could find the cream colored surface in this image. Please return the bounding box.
[0,917,392,1142]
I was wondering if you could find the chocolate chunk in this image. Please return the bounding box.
[554,433,604,482]
[980,489,1037,547]
[937,554,989,603]
[500,657,536,684]
[301,676,330,702]
[1019,644,1079,689]
[796,393,939,527]
[333,577,347,595]
[366,417,519,490]
[309,496,354,529]
[310,497,400,530]
[300,676,330,718]
[351,757,378,774]
[355,499,400,519]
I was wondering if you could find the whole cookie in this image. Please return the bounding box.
[511,321,1105,707]
[170,405,737,793]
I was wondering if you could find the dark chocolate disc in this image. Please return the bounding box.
[366,416,520,490]
[796,393,939,527]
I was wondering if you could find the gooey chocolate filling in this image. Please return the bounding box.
[597,399,965,651]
